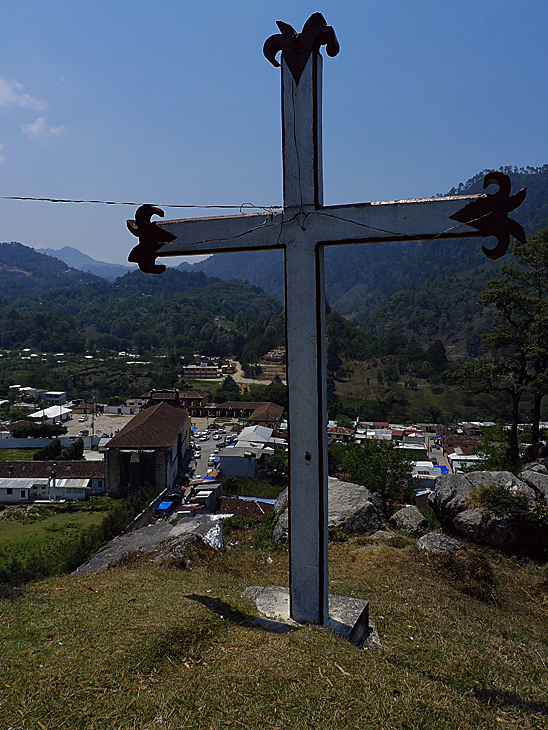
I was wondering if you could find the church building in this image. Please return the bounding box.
[104,401,190,497]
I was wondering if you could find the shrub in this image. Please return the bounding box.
[433,551,497,603]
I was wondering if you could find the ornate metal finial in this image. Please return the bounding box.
[263,12,339,85]
[127,204,176,274]
[449,171,527,259]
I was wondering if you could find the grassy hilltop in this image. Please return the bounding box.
[1,528,547,730]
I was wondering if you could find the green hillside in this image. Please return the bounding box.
[0,244,282,356]
[181,166,548,322]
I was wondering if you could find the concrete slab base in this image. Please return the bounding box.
[242,585,371,646]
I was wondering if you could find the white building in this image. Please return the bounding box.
[0,476,91,503]
[28,405,72,424]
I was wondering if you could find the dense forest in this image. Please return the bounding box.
[0,243,282,358]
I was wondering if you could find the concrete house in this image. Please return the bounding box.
[104,402,190,497]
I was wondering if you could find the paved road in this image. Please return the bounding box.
[64,413,135,438]
[190,424,235,479]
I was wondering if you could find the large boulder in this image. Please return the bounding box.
[429,469,541,551]
[389,505,428,535]
[430,471,535,525]
[272,509,288,544]
[327,478,385,534]
[452,508,516,547]
[274,487,288,515]
[272,477,385,544]
[428,473,474,520]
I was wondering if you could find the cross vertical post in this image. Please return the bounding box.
[282,51,329,623]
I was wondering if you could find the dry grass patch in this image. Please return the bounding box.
[0,536,547,729]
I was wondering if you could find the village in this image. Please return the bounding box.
[0,367,506,523]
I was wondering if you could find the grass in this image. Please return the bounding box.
[0,503,105,549]
[0,529,547,730]
[0,447,41,460]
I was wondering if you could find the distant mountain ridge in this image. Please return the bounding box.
[34,246,135,281]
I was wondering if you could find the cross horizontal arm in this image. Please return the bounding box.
[301,194,490,246]
[128,170,525,272]
[151,211,284,258]
[146,192,493,260]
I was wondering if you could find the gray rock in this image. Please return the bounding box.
[272,509,288,544]
[431,471,536,522]
[327,478,384,534]
[370,530,398,540]
[519,469,548,506]
[274,487,288,515]
[417,533,462,553]
[430,473,473,519]
[523,462,548,475]
[452,508,516,547]
[74,514,225,574]
[390,505,428,535]
[272,477,385,544]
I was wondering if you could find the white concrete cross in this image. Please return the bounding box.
[128,13,526,625]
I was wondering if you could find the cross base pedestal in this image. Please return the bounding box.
[242,585,371,646]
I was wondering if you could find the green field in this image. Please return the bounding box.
[0,503,105,548]
[0,497,130,584]
[0,448,40,460]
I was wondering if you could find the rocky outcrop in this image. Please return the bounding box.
[518,464,548,506]
[272,478,385,544]
[328,478,385,534]
[429,469,544,550]
[389,505,428,535]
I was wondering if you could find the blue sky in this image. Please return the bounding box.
[0,0,547,265]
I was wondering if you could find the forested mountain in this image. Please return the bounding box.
[179,166,548,321]
[0,243,282,356]
[360,269,499,358]
[0,242,101,295]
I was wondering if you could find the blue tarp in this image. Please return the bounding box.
[157,501,173,511]
[238,496,277,504]
[440,466,449,474]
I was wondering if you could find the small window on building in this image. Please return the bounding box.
[98,480,103,488]
[20,490,25,498]
[6,488,12,495]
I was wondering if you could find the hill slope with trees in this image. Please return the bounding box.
[180,166,548,321]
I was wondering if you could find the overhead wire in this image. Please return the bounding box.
[0,195,282,214]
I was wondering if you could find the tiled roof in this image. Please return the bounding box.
[0,461,104,479]
[215,401,264,410]
[106,402,188,449]
[249,403,284,421]
[179,390,209,399]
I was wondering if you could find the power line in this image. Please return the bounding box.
[0,195,282,212]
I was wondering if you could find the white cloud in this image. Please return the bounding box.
[0,77,47,111]
[22,116,64,140]
[0,144,5,166]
